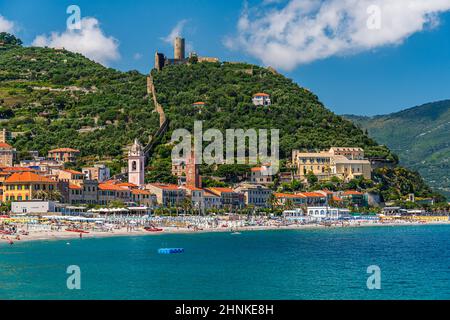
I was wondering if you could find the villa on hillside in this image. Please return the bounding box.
[292,147,372,182]
[252,93,271,106]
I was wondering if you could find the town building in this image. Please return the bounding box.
[172,150,202,188]
[146,183,185,207]
[292,147,372,182]
[11,201,57,215]
[2,171,58,202]
[203,189,222,210]
[128,139,145,186]
[207,187,244,209]
[98,183,131,206]
[131,189,156,207]
[340,190,367,207]
[234,184,272,208]
[82,164,111,183]
[0,142,15,167]
[47,148,80,163]
[250,166,273,185]
[307,207,351,221]
[252,93,271,106]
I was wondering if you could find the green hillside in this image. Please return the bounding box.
[0,33,159,165]
[0,33,444,203]
[345,100,450,199]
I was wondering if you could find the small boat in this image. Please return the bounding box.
[65,229,90,234]
[144,227,163,232]
[158,248,184,254]
[231,232,241,235]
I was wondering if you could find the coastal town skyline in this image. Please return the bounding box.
[1,0,450,115]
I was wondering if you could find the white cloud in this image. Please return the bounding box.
[32,17,120,65]
[226,0,450,70]
[162,19,189,44]
[133,52,143,60]
[0,14,15,33]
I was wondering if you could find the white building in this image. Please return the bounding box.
[307,206,351,221]
[12,201,57,215]
[252,93,271,106]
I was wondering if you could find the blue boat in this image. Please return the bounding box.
[158,248,185,254]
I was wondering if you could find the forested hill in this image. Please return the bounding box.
[152,62,394,161]
[0,33,443,202]
[0,33,159,162]
[345,100,450,198]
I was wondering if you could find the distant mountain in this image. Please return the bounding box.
[345,100,450,198]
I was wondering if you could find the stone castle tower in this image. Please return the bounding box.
[174,37,185,60]
[128,139,145,186]
[185,150,201,188]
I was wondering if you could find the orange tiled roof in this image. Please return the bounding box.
[332,196,343,202]
[208,187,234,193]
[116,182,138,188]
[274,193,306,199]
[183,185,203,191]
[253,93,270,97]
[149,183,180,191]
[0,142,13,149]
[131,189,152,195]
[192,101,206,106]
[62,169,84,175]
[1,167,35,172]
[69,184,82,190]
[5,172,55,183]
[343,190,363,195]
[299,192,326,198]
[49,148,80,153]
[98,184,129,191]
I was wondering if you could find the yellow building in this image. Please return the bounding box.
[2,172,58,202]
[292,147,372,182]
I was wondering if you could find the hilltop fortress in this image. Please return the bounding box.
[154,37,219,70]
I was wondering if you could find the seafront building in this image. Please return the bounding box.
[291,147,372,182]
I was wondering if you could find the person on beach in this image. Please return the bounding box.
[79,233,83,239]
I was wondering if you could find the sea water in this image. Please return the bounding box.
[1,225,450,300]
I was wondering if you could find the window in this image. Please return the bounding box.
[132,161,137,171]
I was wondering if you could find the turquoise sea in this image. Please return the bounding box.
[1,225,450,300]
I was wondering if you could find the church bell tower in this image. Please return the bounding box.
[128,139,145,186]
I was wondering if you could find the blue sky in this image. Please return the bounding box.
[1,0,450,116]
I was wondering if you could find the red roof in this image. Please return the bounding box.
[192,102,206,106]
[49,148,80,153]
[183,185,203,191]
[0,142,13,149]
[98,184,129,191]
[299,192,326,198]
[131,189,152,195]
[149,183,181,191]
[332,196,343,202]
[274,193,306,199]
[5,172,55,183]
[69,184,82,190]
[208,187,234,194]
[61,169,84,175]
[253,93,270,97]
[343,190,363,196]
[1,167,35,172]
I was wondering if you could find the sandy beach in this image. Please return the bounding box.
[2,219,450,244]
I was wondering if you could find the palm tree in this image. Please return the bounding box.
[267,193,278,212]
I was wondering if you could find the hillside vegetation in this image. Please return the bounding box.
[0,33,444,202]
[345,100,450,199]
